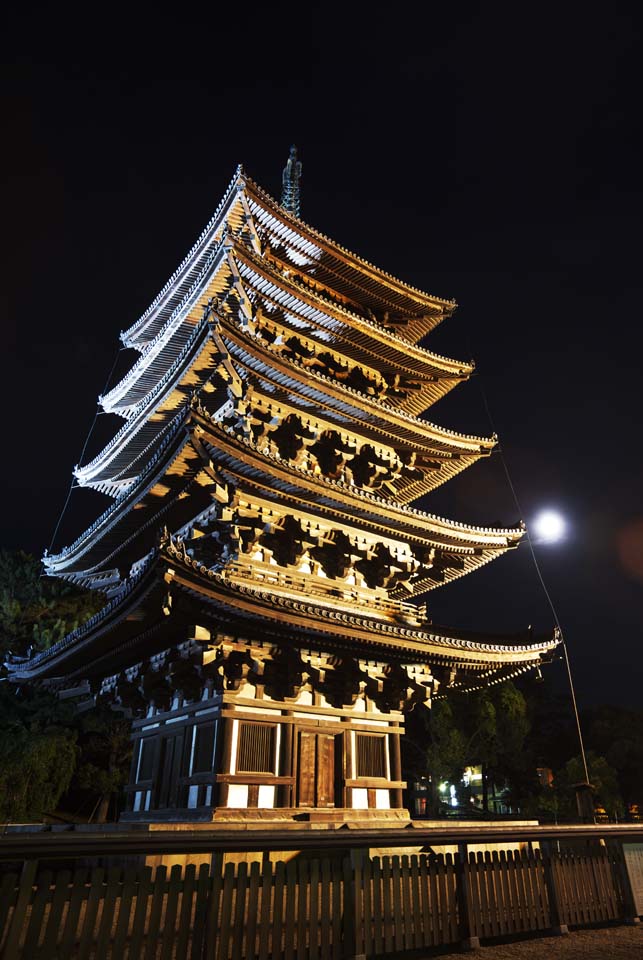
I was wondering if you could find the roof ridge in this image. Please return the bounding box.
[243,173,457,312]
[231,321,494,448]
[234,242,472,374]
[121,166,244,346]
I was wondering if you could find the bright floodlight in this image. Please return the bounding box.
[533,509,566,543]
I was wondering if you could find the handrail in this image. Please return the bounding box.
[0,822,641,860]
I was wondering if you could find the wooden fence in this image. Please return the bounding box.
[0,829,640,958]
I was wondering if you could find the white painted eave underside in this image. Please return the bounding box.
[121,169,455,352]
[76,322,220,493]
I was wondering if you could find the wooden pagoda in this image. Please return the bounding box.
[9,153,559,824]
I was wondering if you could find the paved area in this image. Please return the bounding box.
[438,924,643,958]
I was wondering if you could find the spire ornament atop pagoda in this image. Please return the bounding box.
[281,144,302,217]
[8,156,560,826]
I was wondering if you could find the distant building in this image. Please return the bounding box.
[8,152,559,825]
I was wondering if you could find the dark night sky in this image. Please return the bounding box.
[2,6,642,707]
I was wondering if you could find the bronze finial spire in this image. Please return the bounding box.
[280,144,302,218]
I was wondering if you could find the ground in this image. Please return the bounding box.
[436,924,643,958]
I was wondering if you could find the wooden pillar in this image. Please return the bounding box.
[540,841,569,935]
[389,732,403,808]
[455,842,480,951]
[342,722,353,809]
[216,716,235,807]
[278,713,294,808]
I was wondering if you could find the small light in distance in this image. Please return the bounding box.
[532,509,566,544]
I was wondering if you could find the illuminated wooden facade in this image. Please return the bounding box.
[11,160,559,823]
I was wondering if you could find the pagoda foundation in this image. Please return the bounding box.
[117,630,428,828]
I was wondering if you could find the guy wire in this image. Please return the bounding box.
[46,346,124,558]
[473,370,591,788]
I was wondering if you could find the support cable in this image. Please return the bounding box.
[473,372,591,787]
[46,347,124,557]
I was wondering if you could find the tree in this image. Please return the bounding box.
[0,685,78,822]
[0,550,119,823]
[583,705,643,812]
[0,549,102,658]
[404,681,532,816]
[74,708,133,823]
[555,751,625,821]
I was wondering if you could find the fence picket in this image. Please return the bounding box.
[371,857,383,955]
[283,859,297,960]
[310,858,320,960]
[59,867,87,957]
[484,851,499,937]
[77,866,105,960]
[470,850,496,937]
[418,854,431,947]
[358,854,370,959]
[489,852,502,933]
[231,861,248,960]
[435,855,448,944]
[0,871,18,955]
[217,862,236,960]
[597,849,618,920]
[380,856,392,954]
[128,866,153,959]
[189,863,211,960]
[21,868,52,959]
[319,859,331,960]
[330,857,342,960]
[532,848,545,927]
[258,857,273,960]
[94,866,121,960]
[160,864,183,960]
[409,855,422,949]
[447,854,460,943]
[516,850,531,932]
[174,863,197,960]
[3,859,37,960]
[400,855,412,951]
[426,855,439,946]
[112,866,137,958]
[42,871,72,960]
[296,858,309,960]
[390,854,404,952]
[143,864,167,960]
[244,860,261,960]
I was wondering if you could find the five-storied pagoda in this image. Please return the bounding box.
[8,148,559,824]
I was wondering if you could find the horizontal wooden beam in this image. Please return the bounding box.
[1,824,642,861]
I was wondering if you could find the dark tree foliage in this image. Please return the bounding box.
[73,708,133,823]
[0,549,103,658]
[405,681,532,816]
[405,671,643,822]
[0,550,132,823]
[0,685,78,822]
[583,705,643,810]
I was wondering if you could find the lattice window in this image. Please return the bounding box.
[356,734,387,778]
[237,722,276,773]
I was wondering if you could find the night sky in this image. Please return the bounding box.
[2,6,642,707]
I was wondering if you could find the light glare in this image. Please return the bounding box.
[533,509,566,543]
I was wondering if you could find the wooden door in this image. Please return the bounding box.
[297,731,339,808]
[156,731,185,810]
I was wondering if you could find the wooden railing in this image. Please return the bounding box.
[0,824,641,958]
